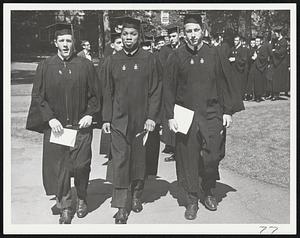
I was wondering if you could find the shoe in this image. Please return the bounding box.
[265,95,273,100]
[76,199,88,218]
[162,145,175,154]
[59,208,73,224]
[184,203,199,220]
[132,198,143,213]
[114,208,128,224]
[164,154,175,162]
[271,97,279,101]
[204,195,218,211]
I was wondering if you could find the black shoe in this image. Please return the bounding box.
[204,195,218,211]
[132,198,143,213]
[76,199,88,218]
[162,145,175,154]
[114,208,128,224]
[59,208,73,224]
[164,154,175,162]
[265,95,273,100]
[184,203,199,220]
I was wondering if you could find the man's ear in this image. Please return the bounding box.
[54,39,58,48]
[110,43,115,49]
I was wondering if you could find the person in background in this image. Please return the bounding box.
[248,35,269,102]
[229,34,248,101]
[77,40,92,61]
[26,27,99,224]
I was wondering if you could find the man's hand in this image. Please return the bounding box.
[79,115,93,129]
[252,52,257,60]
[223,114,233,128]
[102,122,111,133]
[229,57,236,62]
[168,119,178,133]
[144,119,156,132]
[49,118,63,134]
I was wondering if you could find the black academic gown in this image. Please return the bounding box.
[272,37,288,93]
[164,43,243,192]
[102,48,162,187]
[157,44,178,147]
[230,44,248,98]
[248,44,269,97]
[26,54,99,195]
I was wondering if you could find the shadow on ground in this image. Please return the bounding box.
[169,181,237,207]
[11,70,35,85]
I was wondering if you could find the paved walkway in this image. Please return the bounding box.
[7,62,292,233]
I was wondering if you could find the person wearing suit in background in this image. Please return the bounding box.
[77,40,92,61]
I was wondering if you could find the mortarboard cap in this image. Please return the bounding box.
[155,35,165,43]
[111,32,121,43]
[273,26,283,33]
[54,24,72,38]
[256,33,263,39]
[140,41,152,47]
[183,14,202,27]
[167,24,179,35]
[144,33,154,42]
[122,17,141,30]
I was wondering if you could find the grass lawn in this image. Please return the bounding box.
[222,100,290,188]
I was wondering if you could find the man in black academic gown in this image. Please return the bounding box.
[26,28,99,224]
[164,14,244,220]
[229,34,248,101]
[159,25,182,162]
[248,35,269,102]
[270,27,289,101]
[101,17,162,224]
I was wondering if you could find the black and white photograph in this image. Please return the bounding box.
[3,3,296,235]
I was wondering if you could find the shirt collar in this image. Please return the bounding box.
[123,47,139,56]
[57,52,71,61]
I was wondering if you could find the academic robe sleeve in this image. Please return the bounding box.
[256,45,269,73]
[235,47,248,72]
[83,61,100,117]
[273,40,287,67]
[216,47,245,115]
[26,60,55,133]
[164,52,179,120]
[101,56,113,123]
[147,54,162,122]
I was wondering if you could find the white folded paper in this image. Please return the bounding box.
[174,104,194,134]
[50,128,78,147]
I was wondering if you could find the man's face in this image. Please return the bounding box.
[274,32,280,39]
[121,27,139,49]
[156,40,165,50]
[55,34,73,58]
[234,37,240,47]
[250,40,256,48]
[164,36,170,45]
[83,41,91,51]
[255,38,261,47]
[142,45,151,52]
[169,32,179,46]
[184,23,203,47]
[112,38,123,52]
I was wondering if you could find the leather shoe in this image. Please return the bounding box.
[164,154,175,162]
[184,204,199,220]
[132,198,143,213]
[59,208,73,224]
[76,199,88,218]
[115,208,128,224]
[204,195,218,211]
